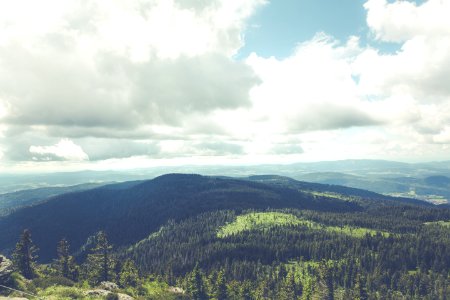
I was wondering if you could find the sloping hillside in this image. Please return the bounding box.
[0,183,107,216]
[0,174,430,262]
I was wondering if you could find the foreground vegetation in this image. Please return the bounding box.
[1,231,185,299]
[2,207,450,299]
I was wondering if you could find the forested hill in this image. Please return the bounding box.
[0,174,435,262]
[246,175,432,207]
[0,182,107,217]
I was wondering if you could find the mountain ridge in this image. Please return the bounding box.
[0,173,436,262]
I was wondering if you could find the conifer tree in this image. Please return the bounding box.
[213,270,228,300]
[12,229,38,279]
[86,231,114,284]
[317,261,334,300]
[354,274,368,300]
[186,264,208,300]
[56,238,77,280]
[302,277,314,300]
[280,271,298,300]
[254,279,270,300]
[240,280,253,300]
[119,259,139,287]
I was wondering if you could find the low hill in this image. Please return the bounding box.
[0,174,432,262]
[122,206,450,279]
[425,175,450,187]
[0,183,107,216]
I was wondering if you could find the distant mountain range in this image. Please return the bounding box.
[0,173,435,262]
[2,159,450,204]
[0,183,107,216]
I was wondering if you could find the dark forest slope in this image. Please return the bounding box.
[0,174,432,262]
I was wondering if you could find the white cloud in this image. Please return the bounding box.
[365,0,450,42]
[0,100,7,119]
[1,0,450,170]
[0,0,262,130]
[29,139,89,161]
[241,0,450,161]
[433,127,450,144]
[246,34,381,133]
[0,0,266,59]
[356,0,450,153]
[0,0,264,165]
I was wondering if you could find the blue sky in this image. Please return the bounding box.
[238,0,433,58]
[239,0,368,58]
[0,0,450,171]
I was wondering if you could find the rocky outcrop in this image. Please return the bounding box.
[0,255,13,285]
[84,289,134,300]
[117,293,134,300]
[84,289,111,297]
[98,281,119,291]
[168,286,185,294]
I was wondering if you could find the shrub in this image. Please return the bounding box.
[32,275,75,289]
[38,285,85,299]
[105,292,119,300]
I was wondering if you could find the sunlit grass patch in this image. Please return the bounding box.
[217,212,314,238]
[217,211,389,238]
[424,220,450,228]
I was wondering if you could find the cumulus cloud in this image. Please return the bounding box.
[193,141,244,156]
[358,0,450,99]
[433,127,450,144]
[269,143,304,155]
[356,0,450,150]
[242,0,450,161]
[288,103,381,132]
[29,139,89,161]
[0,0,263,128]
[0,49,258,128]
[0,0,262,130]
[77,138,160,161]
[0,0,264,165]
[365,0,450,42]
[247,34,381,133]
[1,0,450,168]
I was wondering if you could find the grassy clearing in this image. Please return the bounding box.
[217,212,314,238]
[424,220,450,228]
[217,212,389,238]
[325,225,389,238]
[307,191,353,201]
[33,279,178,300]
[37,286,97,300]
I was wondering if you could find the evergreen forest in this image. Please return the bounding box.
[0,174,449,299]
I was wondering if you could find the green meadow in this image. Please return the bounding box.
[217,212,389,238]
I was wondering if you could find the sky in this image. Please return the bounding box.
[1,0,450,172]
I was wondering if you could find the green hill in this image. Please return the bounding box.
[1,174,449,299]
[0,174,435,262]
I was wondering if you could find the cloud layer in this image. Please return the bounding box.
[1,0,450,170]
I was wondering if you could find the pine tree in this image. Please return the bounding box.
[12,229,38,279]
[56,238,77,280]
[254,279,270,300]
[212,270,228,300]
[302,276,314,300]
[187,264,208,300]
[240,280,253,300]
[354,274,368,300]
[86,231,114,284]
[280,272,297,300]
[317,261,334,300]
[119,259,139,287]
